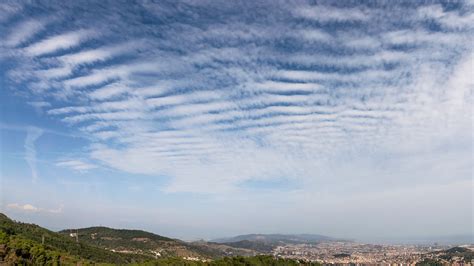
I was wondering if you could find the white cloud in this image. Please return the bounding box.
[8,203,39,212]
[280,50,410,69]
[59,47,113,66]
[4,19,46,47]
[444,52,473,106]
[254,81,321,93]
[298,29,333,42]
[294,5,369,22]
[273,69,395,84]
[7,203,63,214]
[88,83,129,100]
[35,66,73,79]
[417,4,474,30]
[383,30,466,46]
[342,35,381,50]
[56,159,98,172]
[61,61,163,90]
[58,40,146,67]
[24,29,95,56]
[28,101,51,109]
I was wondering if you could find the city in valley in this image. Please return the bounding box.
[0,213,473,265]
[272,242,474,265]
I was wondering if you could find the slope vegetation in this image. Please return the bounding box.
[58,226,256,259]
[0,213,147,264]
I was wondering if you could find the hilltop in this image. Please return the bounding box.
[213,233,338,245]
[213,233,336,244]
[58,226,257,259]
[209,234,341,254]
[0,213,147,264]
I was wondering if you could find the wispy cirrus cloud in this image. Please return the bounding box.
[24,127,43,182]
[55,159,98,172]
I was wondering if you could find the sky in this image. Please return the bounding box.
[0,0,472,242]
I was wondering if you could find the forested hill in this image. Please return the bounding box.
[57,226,255,258]
[0,213,148,264]
[0,213,259,264]
[59,226,174,242]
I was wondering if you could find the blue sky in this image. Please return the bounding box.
[0,0,472,241]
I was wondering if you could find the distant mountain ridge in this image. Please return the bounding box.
[212,233,338,245]
[214,240,275,253]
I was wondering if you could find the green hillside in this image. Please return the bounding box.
[0,213,153,264]
[58,226,188,258]
[58,227,256,259]
[140,256,321,266]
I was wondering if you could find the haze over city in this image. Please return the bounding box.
[0,0,472,244]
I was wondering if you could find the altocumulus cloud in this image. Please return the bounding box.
[0,1,472,196]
